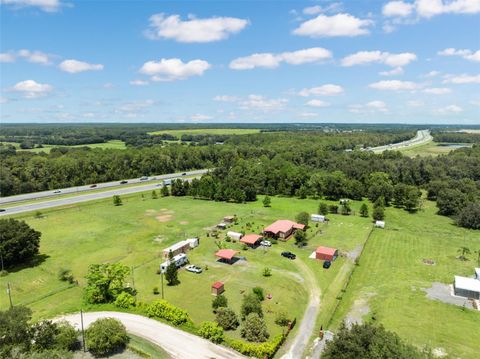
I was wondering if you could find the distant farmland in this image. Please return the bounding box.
[148,128,261,136]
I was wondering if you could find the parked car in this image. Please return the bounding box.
[260,240,272,247]
[140,176,148,181]
[53,190,61,194]
[89,184,97,188]
[120,180,128,184]
[185,265,202,273]
[281,251,296,260]
[323,260,331,269]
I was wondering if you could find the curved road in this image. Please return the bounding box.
[371,129,432,153]
[59,311,245,359]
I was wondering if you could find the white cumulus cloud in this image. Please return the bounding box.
[0,0,62,12]
[239,95,288,112]
[380,67,404,76]
[443,74,480,84]
[438,48,480,62]
[350,100,388,113]
[145,13,248,43]
[213,95,238,102]
[293,13,373,38]
[369,80,420,91]
[437,104,463,114]
[341,51,417,67]
[229,47,332,70]
[0,53,15,62]
[416,0,480,18]
[59,59,104,73]
[298,84,344,96]
[383,1,414,17]
[306,99,330,107]
[190,114,213,121]
[12,79,53,98]
[423,87,451,94]
[129,80,149,86]
[139,58,211,81]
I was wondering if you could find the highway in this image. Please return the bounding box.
[0,169,209,216]
[371,129,432,153]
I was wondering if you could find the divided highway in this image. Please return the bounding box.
[0,169,209,216]
[371,129,432,153]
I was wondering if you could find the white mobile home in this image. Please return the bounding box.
[186,237,199,248]
[227,231,243,241]
[311,214,326,222]
[160,253,188,273]
[375,220,385,228]
[453,275,480,299]
[162,240,190,259]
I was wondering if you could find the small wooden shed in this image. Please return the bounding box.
[211,281,225,296]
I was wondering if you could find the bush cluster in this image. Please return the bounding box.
[146,300,190,325]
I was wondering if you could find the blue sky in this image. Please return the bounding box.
[1,0,479,124]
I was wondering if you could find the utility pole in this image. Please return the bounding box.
[161,271,164,299]
[7,283,13,308]
[80,309,86,352]
[0,251,4,272]
[131,266,136,292]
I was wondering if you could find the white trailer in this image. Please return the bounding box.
[311,214,326,222]
[186,237,199,248]
[375,220,385,228]
[227,231,243,241]
[160,253,188,273]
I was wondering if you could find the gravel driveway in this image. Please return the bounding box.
[60,311,245,359]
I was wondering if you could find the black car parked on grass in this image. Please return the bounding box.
[281,251,296,260]
[323,260,331,269]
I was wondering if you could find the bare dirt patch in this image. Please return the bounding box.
[345,292,375,327]
[179,221,189,225]
[422,282,473,309]
[145,209,156,216]
[156,214,173,223]
[422,258,436,265]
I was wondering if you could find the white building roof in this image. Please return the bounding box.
[454,275,480,292]
[163,240,189,253]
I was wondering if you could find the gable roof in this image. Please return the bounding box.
[264,220,305,234]
[316,246,337,256]
[215,249,239,260]
[240,234,262,245]
[212,281,224,289]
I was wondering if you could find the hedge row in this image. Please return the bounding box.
[145,300,190,325]
[225,334,286,359]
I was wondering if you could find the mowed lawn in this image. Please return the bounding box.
[397,141,471,157]
[148,128,260,136]
[330,200,480,358]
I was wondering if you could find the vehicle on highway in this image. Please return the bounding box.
[163,179,172,186]
[185,265,202,273]
[260,240,272,247]
[182,172,187,176]
[140,176,149,181]
[323,260,331,269]
[281,251,296,260]
[0,209,6,212]
[90,184,97,188]
[53,190,61,194]
[155,183,162,187]
[120,180,128,184]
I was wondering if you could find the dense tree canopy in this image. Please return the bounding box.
[0,219,41,268]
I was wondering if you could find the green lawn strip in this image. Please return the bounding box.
[396,140,471,157]
[327,201,480,358]
[147,129,260,136]
[127,334,171,358]
[0,140,126,154]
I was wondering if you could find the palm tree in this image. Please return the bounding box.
[457,246,471,261]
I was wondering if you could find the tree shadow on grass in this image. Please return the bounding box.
[4,254,50,274]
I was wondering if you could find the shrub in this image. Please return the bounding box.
[275,311,290,327]
[0,218,41,268]
[152,286,159,295]
[241,293,263,319]
[55,320,79,351]
[114,292,136,308]
[329,205,338,214]
[84,263,130,304]
[32,320,59,351]
[58,268,76,284]
[212,294,228,311]
[146,300,190,325]
[86,318,128,357]
[215,307,239,330]
[262,267,272,277]
[198,321,224,344]
[252,287,265,301]
[241,313,270,342]
[225,334,285,359]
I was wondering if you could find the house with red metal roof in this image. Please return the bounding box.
[215,249,239,264]
[263,220,305,240]
[315,246,338,261]
[240,234,263,247]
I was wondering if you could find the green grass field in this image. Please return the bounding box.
[329,200,480,358]
[0,140,126,153]
[397,141,472,157]
[148,128,260,137]
[1,194,478,357]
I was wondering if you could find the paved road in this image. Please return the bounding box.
[371,129,432,153]
[0,169,209,216]
[281,259,321,359]
[0,169,209,205]
[59,311,245,359]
